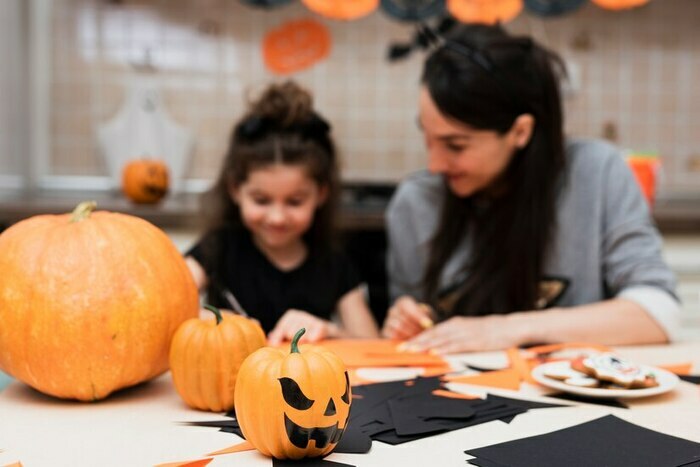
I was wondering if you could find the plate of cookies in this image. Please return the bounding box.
[531,353,679,399]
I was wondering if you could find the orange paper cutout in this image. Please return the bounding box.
[507,347,537,384]
[302,0,379,20]
[207,440,256,456]
[316,339,448,368]
[626,156,660,207]
[447,0,523,24]
[658,363,693,376]
[432,388,479,399]
[263,19,331,75]
[592,0,649,10]
[3,463,23,467]
[443,369,521,391]
[154,459,212,467]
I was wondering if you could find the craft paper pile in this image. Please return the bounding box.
[465,415,700,467]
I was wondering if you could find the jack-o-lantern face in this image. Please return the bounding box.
[278,371,350,450]
[121,159,169,204]
[234,329,352,459]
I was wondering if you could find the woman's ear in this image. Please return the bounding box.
[511,113,535,149]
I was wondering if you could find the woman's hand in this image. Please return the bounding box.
[382,296,435,340]
[405,315,519,354]
[267,309,338,346]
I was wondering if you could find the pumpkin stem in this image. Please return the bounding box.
[204,304,223,325]
[70,201,97,223]
[290,328,306,354]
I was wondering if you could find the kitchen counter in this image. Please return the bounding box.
[0,187,390,231]
[0,189,698,233]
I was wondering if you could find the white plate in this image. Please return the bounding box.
[531,360,679,399]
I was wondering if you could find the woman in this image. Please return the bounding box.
[382,24,679,353]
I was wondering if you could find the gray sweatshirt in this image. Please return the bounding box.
[386,138,681,340]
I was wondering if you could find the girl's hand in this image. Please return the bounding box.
[406,315,519,354]
[382,296,435,340]
[267,309,338,346]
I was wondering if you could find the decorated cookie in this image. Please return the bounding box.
[563,376,600,388]
[543,365,588,381]
[581,353,658,389]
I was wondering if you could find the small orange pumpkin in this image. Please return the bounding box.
[169,305,266,412]
[0,201,198,401]
[122,158,169,204]
[263,19,331,75]
[234,329,351,459]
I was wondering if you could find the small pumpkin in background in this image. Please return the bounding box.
[122,158,169,204]
[234,328,351,459]
[0,201,199,401]
[169,305,266,412]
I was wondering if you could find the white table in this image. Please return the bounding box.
[1,342,699,466]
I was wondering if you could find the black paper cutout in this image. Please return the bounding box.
[544,391,629,409]
[680,375,700,385]
[465,415,700,467]
[273,458,356,467]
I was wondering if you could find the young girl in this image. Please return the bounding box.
[186,81,379,344]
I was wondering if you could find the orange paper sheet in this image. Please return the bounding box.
[659,363,692,375]
[315,339,448,368]
[207,440,256,456]
[432,389,479,400]
[443,369,521,391]
[154,459,212,467]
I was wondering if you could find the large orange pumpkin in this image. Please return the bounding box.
[169,305,266,412]
[234,329,351,459]
[122,158,169,204]
[0,201,198,401]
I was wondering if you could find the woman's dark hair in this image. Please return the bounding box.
[202,81,339,252]
[422,24,567,316]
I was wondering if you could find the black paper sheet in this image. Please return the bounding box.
[184,375,566,454]
[466,415,700,467]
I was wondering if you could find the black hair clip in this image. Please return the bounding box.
[235,115,271,141]
[234,113,331,145]
[387,16,456,62]
[300,114,331,141]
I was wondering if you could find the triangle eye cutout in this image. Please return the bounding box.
[279,377,315,410]
[324,398,337,416]
[341,371,350,404]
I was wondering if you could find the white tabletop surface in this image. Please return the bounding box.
[1,342,699,467]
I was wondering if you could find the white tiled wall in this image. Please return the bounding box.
[43,0,700,194]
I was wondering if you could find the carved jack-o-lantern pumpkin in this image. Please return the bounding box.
[234,329,351,459]
[121,159,169,204]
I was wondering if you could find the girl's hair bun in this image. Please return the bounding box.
[249,81,313,128]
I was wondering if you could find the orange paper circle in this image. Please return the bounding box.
[591,0,649,10]
[301,0,379,20]
[447,0,524,24]
[263,19,331,75]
